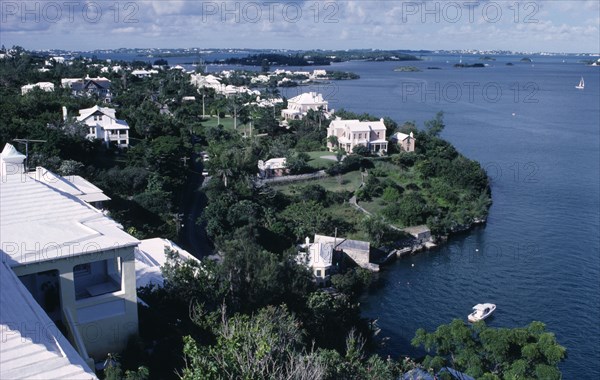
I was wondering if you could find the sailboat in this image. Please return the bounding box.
[576,77,585,90]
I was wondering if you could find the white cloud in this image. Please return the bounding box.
[0,0,597,52]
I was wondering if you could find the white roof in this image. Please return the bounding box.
[393,131,415,141]
[330,118,386,132]
[22,82,55,91]
[28,168,111,204]
[307,242,333,269]
[314,234,370,252]
[77,105,117,121]
[131,69,158,75]
[258,158,287,170]
[0,255,97,379]
[0,145,138,267]
[135,238,198,288]
[61,78,83,87]
[288,92,327,106]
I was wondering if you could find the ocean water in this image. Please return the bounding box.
[100,52,599,376]
[281,56,599,378]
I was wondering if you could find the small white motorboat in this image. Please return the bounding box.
[468,303,496,322]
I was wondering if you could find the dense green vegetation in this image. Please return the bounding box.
[0,47,565,380]
[218,53,332,66]
[214,50,420,66]
[413,319,567,379]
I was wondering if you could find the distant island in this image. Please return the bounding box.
[454,63,486,68]
[213,51,420,66]
[394,66,421,72]
[520,57,533,62]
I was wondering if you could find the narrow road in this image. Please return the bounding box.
[179,152,214,258]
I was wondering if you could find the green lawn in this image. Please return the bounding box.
[359,199,388,217]
[272,169,363,195]
[305,151,337,169]
[197,116,251,135]
[326,202,370,241]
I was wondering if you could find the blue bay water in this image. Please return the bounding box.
[101,53,599,376]
[280,56,599,378]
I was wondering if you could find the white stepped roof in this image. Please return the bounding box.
[0,144,138,267]
[0,255,97,379]
[28,168,110,203]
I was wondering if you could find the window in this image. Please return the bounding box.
[377,132,380,138]
[74,257,122,300]
[74,263,91,276]
[316,270,322,277]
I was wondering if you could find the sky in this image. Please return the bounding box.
[0,0,599,53]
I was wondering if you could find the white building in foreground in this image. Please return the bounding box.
[327,118,388,154]
[1,255,97,379]
[1,144,139,369]
[77,105,130,147]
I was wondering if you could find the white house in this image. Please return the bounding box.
[258,158,288,178]
[281,92,329,121]
[190,73,223,91]
[21,82,55,95]
[0,144,140,368]
[392,131,416,152]
[77,105,130,148]
[327,118,388,154]
[131,69,159,78]
[298,236,334,285]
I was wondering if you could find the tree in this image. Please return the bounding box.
[352,145,371,157]
[327,135,339,149]
[412,319,566,379]
[285,151,311,174]
[261,58,270,73]
[181,306,326,380]
[281,201,332,241]
[424,111,445,137]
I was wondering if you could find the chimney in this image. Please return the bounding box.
[1,143,26,178]
[62,106,67,122]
